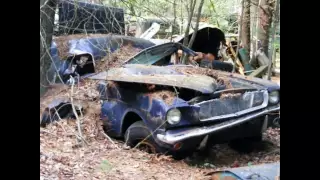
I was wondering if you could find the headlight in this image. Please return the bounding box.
[166,108,181,125]
[269,91,279,104]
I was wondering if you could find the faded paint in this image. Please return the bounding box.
[89,65,218,94]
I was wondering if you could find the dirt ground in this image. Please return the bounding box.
[40,81,280,180]
[40,121,279,180]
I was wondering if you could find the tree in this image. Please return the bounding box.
[40,0,57,97]
[182,0,197,47]
[256,0,274,56]
[241,0,251,57]
[188,0,205,48]
[267,0,280,80]
[250,0,259,59]
[180,0,205,63]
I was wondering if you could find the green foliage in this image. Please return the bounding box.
[98,160,112,172]
[102,0,241,34]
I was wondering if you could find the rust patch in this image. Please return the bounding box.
[107,81,118,88]
[220,93,242,99]
[145,90,176,105]
[172,66,232,88]
[146,84,156,91]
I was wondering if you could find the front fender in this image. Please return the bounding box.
[120,108,148,134]
[101,100,128,137]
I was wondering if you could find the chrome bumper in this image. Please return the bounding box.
[157,106,280,144]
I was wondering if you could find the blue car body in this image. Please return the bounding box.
[47,34,155,84]
[44,36,280,152]
[86,42,280,151]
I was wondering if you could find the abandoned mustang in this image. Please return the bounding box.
[89,64,280,157]
[42,42,280,158]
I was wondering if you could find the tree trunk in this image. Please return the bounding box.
[182,0,196,47]
[267,0,280,80]
[188,0,205,48]
[171,0,177,41]
[250,0,259,59]
[241,0,251,59]
[235,0,245,58]
[40,0,57,97]
[257,0,274,56]
[182,0,197,64]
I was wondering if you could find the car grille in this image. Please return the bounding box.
[196,90,268,121]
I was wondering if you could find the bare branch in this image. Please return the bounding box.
[188,0,205,48]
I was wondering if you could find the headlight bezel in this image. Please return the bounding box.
[269,91,280,104]
[166,108,182,125]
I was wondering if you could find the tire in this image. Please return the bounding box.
[229,135,263,153]
[124,121,165,154]
[124,121,197,159]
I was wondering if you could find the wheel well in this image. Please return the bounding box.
[121,112,142,135]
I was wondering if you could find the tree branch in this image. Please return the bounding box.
[188,0,205,48]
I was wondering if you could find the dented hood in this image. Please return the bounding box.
[89,64,218,93]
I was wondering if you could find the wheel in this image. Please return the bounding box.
[124,121,165,154]
[125,121,198,159]
[229,135,263,153]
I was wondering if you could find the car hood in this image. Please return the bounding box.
[89,64,218,93]
[210,69,280,92]
[163,65,280,92]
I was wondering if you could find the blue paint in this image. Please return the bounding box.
[48,35,155,83]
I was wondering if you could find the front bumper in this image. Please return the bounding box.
[157,105,280,144]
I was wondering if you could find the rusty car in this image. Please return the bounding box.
[43,39,280,158]
[82,42,280,157]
